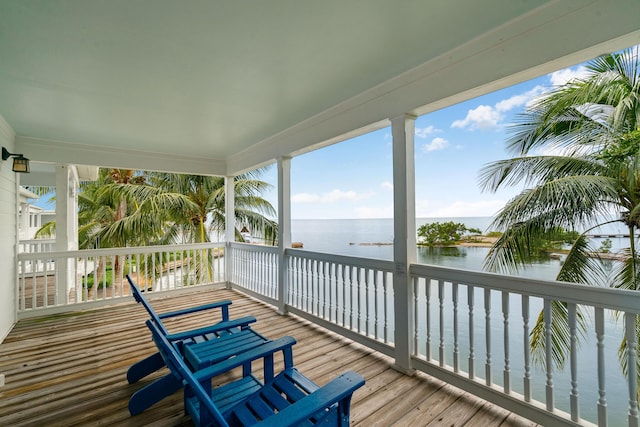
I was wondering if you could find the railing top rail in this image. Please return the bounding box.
[229,242,279,254]
[17,241,224,261]
[286,248,394,271]
[18,238,56,244]
[411,263,640,313]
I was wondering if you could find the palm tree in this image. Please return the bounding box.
[101,169,278,283]
[479,48,640,387]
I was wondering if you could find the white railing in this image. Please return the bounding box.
[225,245,640,427]
[229,243,279,303]
[410,264,640,427]
[17,239,56,274]
[18,238,56,254]
[285,249,394,356]
[16,242,225,315]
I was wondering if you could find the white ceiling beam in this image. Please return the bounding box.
[16,136,227,176]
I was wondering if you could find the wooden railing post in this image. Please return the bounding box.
[391,114,417,374]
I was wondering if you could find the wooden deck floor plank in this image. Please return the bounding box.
[389,382,468,426]
[501,412,539,426]
[0,334,151,377]
[356,374,443,426]
[350,374,422,424]
[424,391,487,427]
[302,342,375,380]
[463,403,513,427]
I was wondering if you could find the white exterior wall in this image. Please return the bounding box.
[0,115,17,342]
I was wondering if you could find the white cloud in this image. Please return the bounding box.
[423,137,449,152]
[292,189,374,204]
[496,85,546,112]
[452,86,547,131]
[415,125,438,138]
[451,105,502,130]
[381,181,393,191]
[549,66,589,86]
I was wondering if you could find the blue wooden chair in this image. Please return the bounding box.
[126,275,269,415]
[146,318,365,426]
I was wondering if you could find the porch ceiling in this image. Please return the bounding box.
[1,1,640,176]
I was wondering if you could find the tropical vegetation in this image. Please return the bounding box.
[479,48,640,389]
[417,221,481,246]
[36,168,277,286]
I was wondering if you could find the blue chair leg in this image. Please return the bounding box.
[128,373,183,416]
[127,352,166,384]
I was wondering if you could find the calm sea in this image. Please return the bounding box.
[289,216,630,425]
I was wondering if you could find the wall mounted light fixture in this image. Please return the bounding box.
[2,147,30,173]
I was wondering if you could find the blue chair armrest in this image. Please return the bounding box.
[257,371,365,427]
[165,316,258,342]
[158,300,233,319]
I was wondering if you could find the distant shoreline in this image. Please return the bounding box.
[349,236,499,248]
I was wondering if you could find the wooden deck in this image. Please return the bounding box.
[0,288,539,426]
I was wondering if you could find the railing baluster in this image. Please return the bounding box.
[319,261,324,317]
[312,259,317,315]
[413,276,419,357]
[342,264,347,327]
[374,269,380,340]
[438,279,445,367]
[305,258,312,311]
[544,299,554,411]
[383,271,389,344]
[357,267,362,334]
[74,257,80,303]
[468,284,475,379]
[626,312,639,427]
[331,262,337,322]
[323,261,329,320]
[19,261,25,310]
[485,288,492,386]
[365,268,370,337]
[293,256,299,307]
[426,278,432,361]
[32,264,37,308]
[349,266,355,330]
[316,260,321,316]
[453,282,459,373]
[503,291,510,394]
[522,295,531,402]
[568,303,579,422]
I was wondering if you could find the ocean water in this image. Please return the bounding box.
[289,217,631,425]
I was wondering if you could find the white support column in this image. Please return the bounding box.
[391,113,417,374]
[19,203,29,240]
[225,176,235,288]
[277,156,292,315]
[55,165,79,304]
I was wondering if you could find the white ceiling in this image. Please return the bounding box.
[1,1,640,178]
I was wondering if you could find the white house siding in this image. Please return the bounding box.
[0,115,17,342]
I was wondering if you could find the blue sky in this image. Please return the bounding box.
[262,64,591,220]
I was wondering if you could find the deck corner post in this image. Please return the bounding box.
[224,176,235,289]
[55,164,79,304]
[277,156,292,315]
[391,113,417,373]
